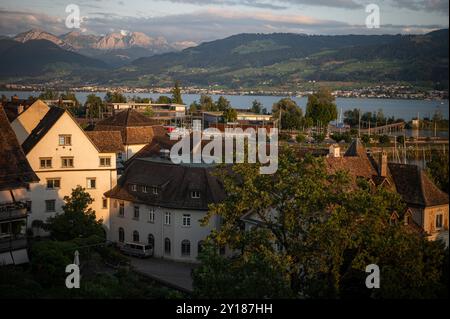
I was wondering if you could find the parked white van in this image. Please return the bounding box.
[119,242,153,258]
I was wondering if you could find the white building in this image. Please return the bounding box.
[11,101,121,231]
[105,157,226,262]
[0,105,39,265]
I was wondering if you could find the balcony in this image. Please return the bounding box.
[0,236,27,253]
[0,201,28,222]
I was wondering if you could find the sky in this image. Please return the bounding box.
[0,0,448,44]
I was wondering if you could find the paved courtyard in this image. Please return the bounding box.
[130,257,197,293]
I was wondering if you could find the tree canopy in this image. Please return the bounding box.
[305,87,338,128]
[272,98,304,130]
[194,147,448,298]
[171,81,184,105]
[44,186,105,241]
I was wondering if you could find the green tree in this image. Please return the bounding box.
[200,94,217,111]
[156,95,172,104]
[198,148,448,298]
[39,89,59,100]
[30,240,77,287]
[104,91,127,103]
[171,81,183,104]
[272,98,303,131]
[222,107,238,123]
[305,87,338,130]
[189,101,200,113]
[427,150,449,193]
[60,91,82,117]
[85,94,104,119]
[216,96,231,112]
[251,100,262,114]
[44,186,105,241]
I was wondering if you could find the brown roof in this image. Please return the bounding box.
[105,159,226,210]
[94,109,165,145]
[21,106,65,154]
[325,139,377,179]
[86,131,124,153]
[344,138,367,157]
[0,105,39,191]
[388,163,449,207]
[96,109,159,127]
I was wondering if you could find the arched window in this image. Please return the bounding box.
[118,227,124,242]
[133,230,140,243]
[197,240,205,256]
[164,238,171,255]
[181,240,191,257]
[148,234,155,248]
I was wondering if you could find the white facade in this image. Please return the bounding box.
[12,109,118,230]
[109,200,220,262]
[11,100,50,144]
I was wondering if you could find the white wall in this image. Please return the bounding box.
[109,199,220,262]
[24,112,117,230]
[11,100,49,144]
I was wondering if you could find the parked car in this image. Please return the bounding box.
[119,242,153,258]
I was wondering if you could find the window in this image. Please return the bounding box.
[198,241,204,255]
[61,157,74,168]
[134,206,140,219]
[148,209,155,223]
[130,184,137,192]
[182,214,191,227]
[58,135,72,146]
[99,157,111,167]
[46,178,60,189]
[164,212,171,225]
[119,202,125,217]
[148,234,154,248]
[436,214,443,229]
[102,198,108,209]
[86,178,96,189]
[45,200,56,212]
[191,191,201,199]
[118,228,124,242]
[142,186,149,193]
[181,240,191,257]
[39,158,52,169]
[26,201,32,213]
[133,231,140,243]
[164,238,171,255]
[152,187,159,195]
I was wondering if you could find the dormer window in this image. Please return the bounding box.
[152,187,159,195]
[130,184,137,191]
[142,186,149,193]
[191,191,201,199]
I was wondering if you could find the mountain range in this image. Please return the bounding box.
[11,29,194,66]
[0,29,448,90]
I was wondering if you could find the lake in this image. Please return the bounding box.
[1,91,448,121]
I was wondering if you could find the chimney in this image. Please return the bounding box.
[379,151,388,177]
[329,144,340,158]
[17,104,24,114]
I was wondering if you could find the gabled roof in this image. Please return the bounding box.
[105,159,226,210]
[344,138,367,157]
[388,163,449,207]
[96,109,158,127]
[21,106,65,154]
[0,105,39,191]
[86,131,124,153]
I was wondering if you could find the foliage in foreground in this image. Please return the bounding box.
[193,147,449,299]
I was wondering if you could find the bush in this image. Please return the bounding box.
[30,240,77,287]
[296,133,306,143]
[378,135,391,145]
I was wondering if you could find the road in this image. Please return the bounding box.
[130,256,197,293]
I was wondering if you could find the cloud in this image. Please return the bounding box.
[158,0,362,10]
[0,9,66,36]
[388,0,449,13]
